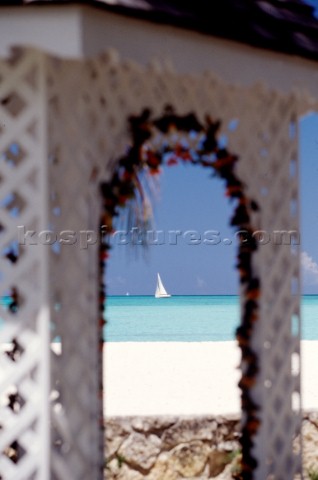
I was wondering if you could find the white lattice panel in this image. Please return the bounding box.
[0,49,51,480]
[231,89,302,479]
[1,47,313,479]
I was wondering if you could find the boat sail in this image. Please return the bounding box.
[155,273,171,298]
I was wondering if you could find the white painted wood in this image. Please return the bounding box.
[0,49,51,480]
[0,6,82,58]
[1,4,318,99]
[80,6,318,98]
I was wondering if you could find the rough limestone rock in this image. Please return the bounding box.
[105,418,132,458]
[213,463,235,480]
[131,416,177,433]
[118,432,161,470]
[105,415,242,479]
[161,418,218,449]
[147,442,211,480]
[208,450,230,477]
[106,459,144,480]
[299,414,318,479]
[147,452,180,480]
[169,440,210,477]
[214,417,239,445]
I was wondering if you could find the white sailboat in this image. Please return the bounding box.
[155,273,171,298]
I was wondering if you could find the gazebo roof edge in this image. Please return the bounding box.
[2,0,318,63]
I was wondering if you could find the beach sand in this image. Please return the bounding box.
[104,340,318,416]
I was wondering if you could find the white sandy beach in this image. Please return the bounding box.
[104,340,318,416]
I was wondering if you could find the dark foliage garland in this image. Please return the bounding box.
[99,106,261,479]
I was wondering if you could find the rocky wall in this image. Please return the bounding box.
[105,415,241,479]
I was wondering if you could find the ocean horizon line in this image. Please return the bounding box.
[108,293,317,297]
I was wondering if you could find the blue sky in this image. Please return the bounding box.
[299,113,318,293]
[107,114,318,295]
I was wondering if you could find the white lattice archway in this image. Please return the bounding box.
[0,47,316,479]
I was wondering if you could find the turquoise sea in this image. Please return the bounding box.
[105,295,318,342]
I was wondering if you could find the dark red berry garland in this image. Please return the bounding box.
[100,106,261,478]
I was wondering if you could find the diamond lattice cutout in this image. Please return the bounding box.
[1,191,26,218]
[4,440,26,464]
[7,391,25,414]
[1,92,26,118]
[4,338,24,361]
[2,240,20,265]
[2,142,27,168]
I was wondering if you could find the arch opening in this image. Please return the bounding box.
[100,106,261,477]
